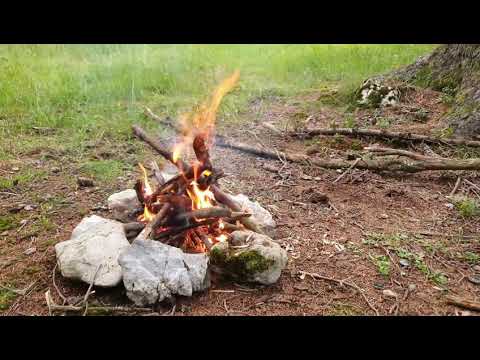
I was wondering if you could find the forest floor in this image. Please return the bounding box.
[1,85,480,316]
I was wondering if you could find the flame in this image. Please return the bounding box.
[219,219,225,230]
[139,205,154,223]
[172,70,240,162]
[187,180,215,210]
[138,163,153,196]
[216,234,228,242]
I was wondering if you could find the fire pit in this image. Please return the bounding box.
[54,71,288,307]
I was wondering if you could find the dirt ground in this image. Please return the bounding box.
[1,87,480,316]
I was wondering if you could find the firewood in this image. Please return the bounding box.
[193,133,213,170]
[445,295,480,312]
[132,124,189,171]
[124,222,145,233]
[150,160,165,186]
[173,206,250,223]
[291,127,480,148]
[216,136,480,173]
[211,185,265,234]
[152,218,218,239]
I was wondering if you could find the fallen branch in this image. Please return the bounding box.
[333,158,361,184]
[45,290,152,315]
[292,127,480,148]
[144,107,181,132]
[445,295,480,312]
[217,138,480,173]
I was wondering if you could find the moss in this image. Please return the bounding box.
[210,245,274,282]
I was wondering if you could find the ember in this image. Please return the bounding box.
[132,70,251,253]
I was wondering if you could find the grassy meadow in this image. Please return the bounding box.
[0,44,435,180]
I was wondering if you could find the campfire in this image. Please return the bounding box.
[53,70,287,310]
[131,70,252,253]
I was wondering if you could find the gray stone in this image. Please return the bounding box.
[118,239,210,306]
[107,189,141,222]
[210,231,288,285]
[230,194,276,238]
[55,215,130,287]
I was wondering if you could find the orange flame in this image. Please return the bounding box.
[187,180,215,210]
[137,163,155,223]
[138,163,153,196]
[171,70,240,162]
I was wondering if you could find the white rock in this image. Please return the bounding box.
[107,189,141,222]
[211,231,288,285]
[230,194,276,238]
[118,239,210,306]
[55,215,130,287]
[382,289,398,298]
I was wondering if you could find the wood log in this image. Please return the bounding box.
[124,222,145,233]
[193,133,213,170]
[152,218,218,239]
[211,185,265,234]
[132,124,189,171]
[445,295,480,312]
[173,206,250,223]
[216,137,480,173]
[150,160,165,186]
[292,127,480,148]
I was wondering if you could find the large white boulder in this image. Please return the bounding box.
[118,239,210,306]
[55,215,130,287]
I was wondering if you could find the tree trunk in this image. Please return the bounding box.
[393,44,480,137]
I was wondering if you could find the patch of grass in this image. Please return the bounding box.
[370,254,390,277]
[458,251,480,264]
[79,160,126,182]
[0,215,18,232]
[343,114,356,128]
[0,289,17,311]
[452,197,480,218]
[0,168,47,190]
[377,118,391,129]
[0,45,435,159]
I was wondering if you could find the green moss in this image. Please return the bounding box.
[210,245,274,282]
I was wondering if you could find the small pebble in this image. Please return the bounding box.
[408,284,416,291]
[473,265,480,272]
[19,219,28,226]
[382,289,398,298]
[23,247,36,255]
[12,167,19,171]
[379,213,389,219]
[399,259,410,267]
[24,204,36,211]
[1,231,9,236]
[51,167,61,173]
[467,275,480,285]
[77,177,95,187]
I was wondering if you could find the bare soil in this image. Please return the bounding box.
[1,87,480,316]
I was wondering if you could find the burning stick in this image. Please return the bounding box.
[152,218,219,240]
[193,133,213,170]
[173,206,251,223]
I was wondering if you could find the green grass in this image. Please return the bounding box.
[0,289,17,311]
[452,197,480,218]
[79,160,127,182]
[0,44,435,160]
